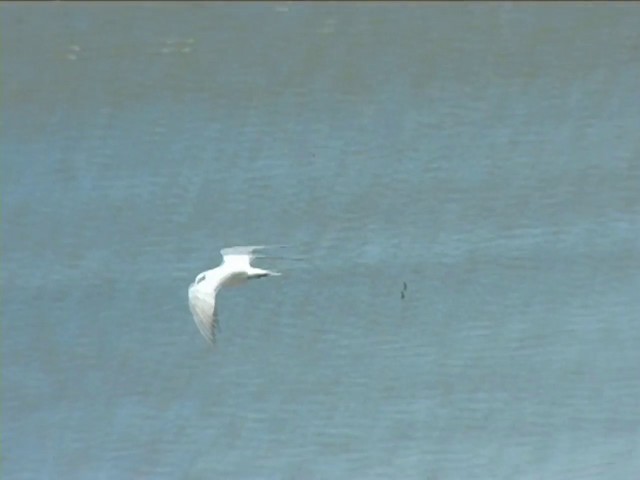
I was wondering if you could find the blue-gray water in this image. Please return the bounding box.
[3,4,640,479]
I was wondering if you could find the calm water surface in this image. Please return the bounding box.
[3,3,640,479]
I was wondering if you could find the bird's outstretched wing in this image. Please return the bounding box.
[220,245,287,266]
[220,245,286,257]
[188,282,218,344]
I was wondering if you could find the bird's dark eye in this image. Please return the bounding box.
[196,274,206,284]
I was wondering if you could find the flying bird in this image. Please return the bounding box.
[188,245,282,344]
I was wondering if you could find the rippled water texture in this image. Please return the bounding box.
[3,3,639,479]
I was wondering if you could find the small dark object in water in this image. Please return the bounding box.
[401,281,407,300]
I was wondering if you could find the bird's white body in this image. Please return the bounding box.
[188,246,281,344]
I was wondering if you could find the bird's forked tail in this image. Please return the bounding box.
[249,267,281,279]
